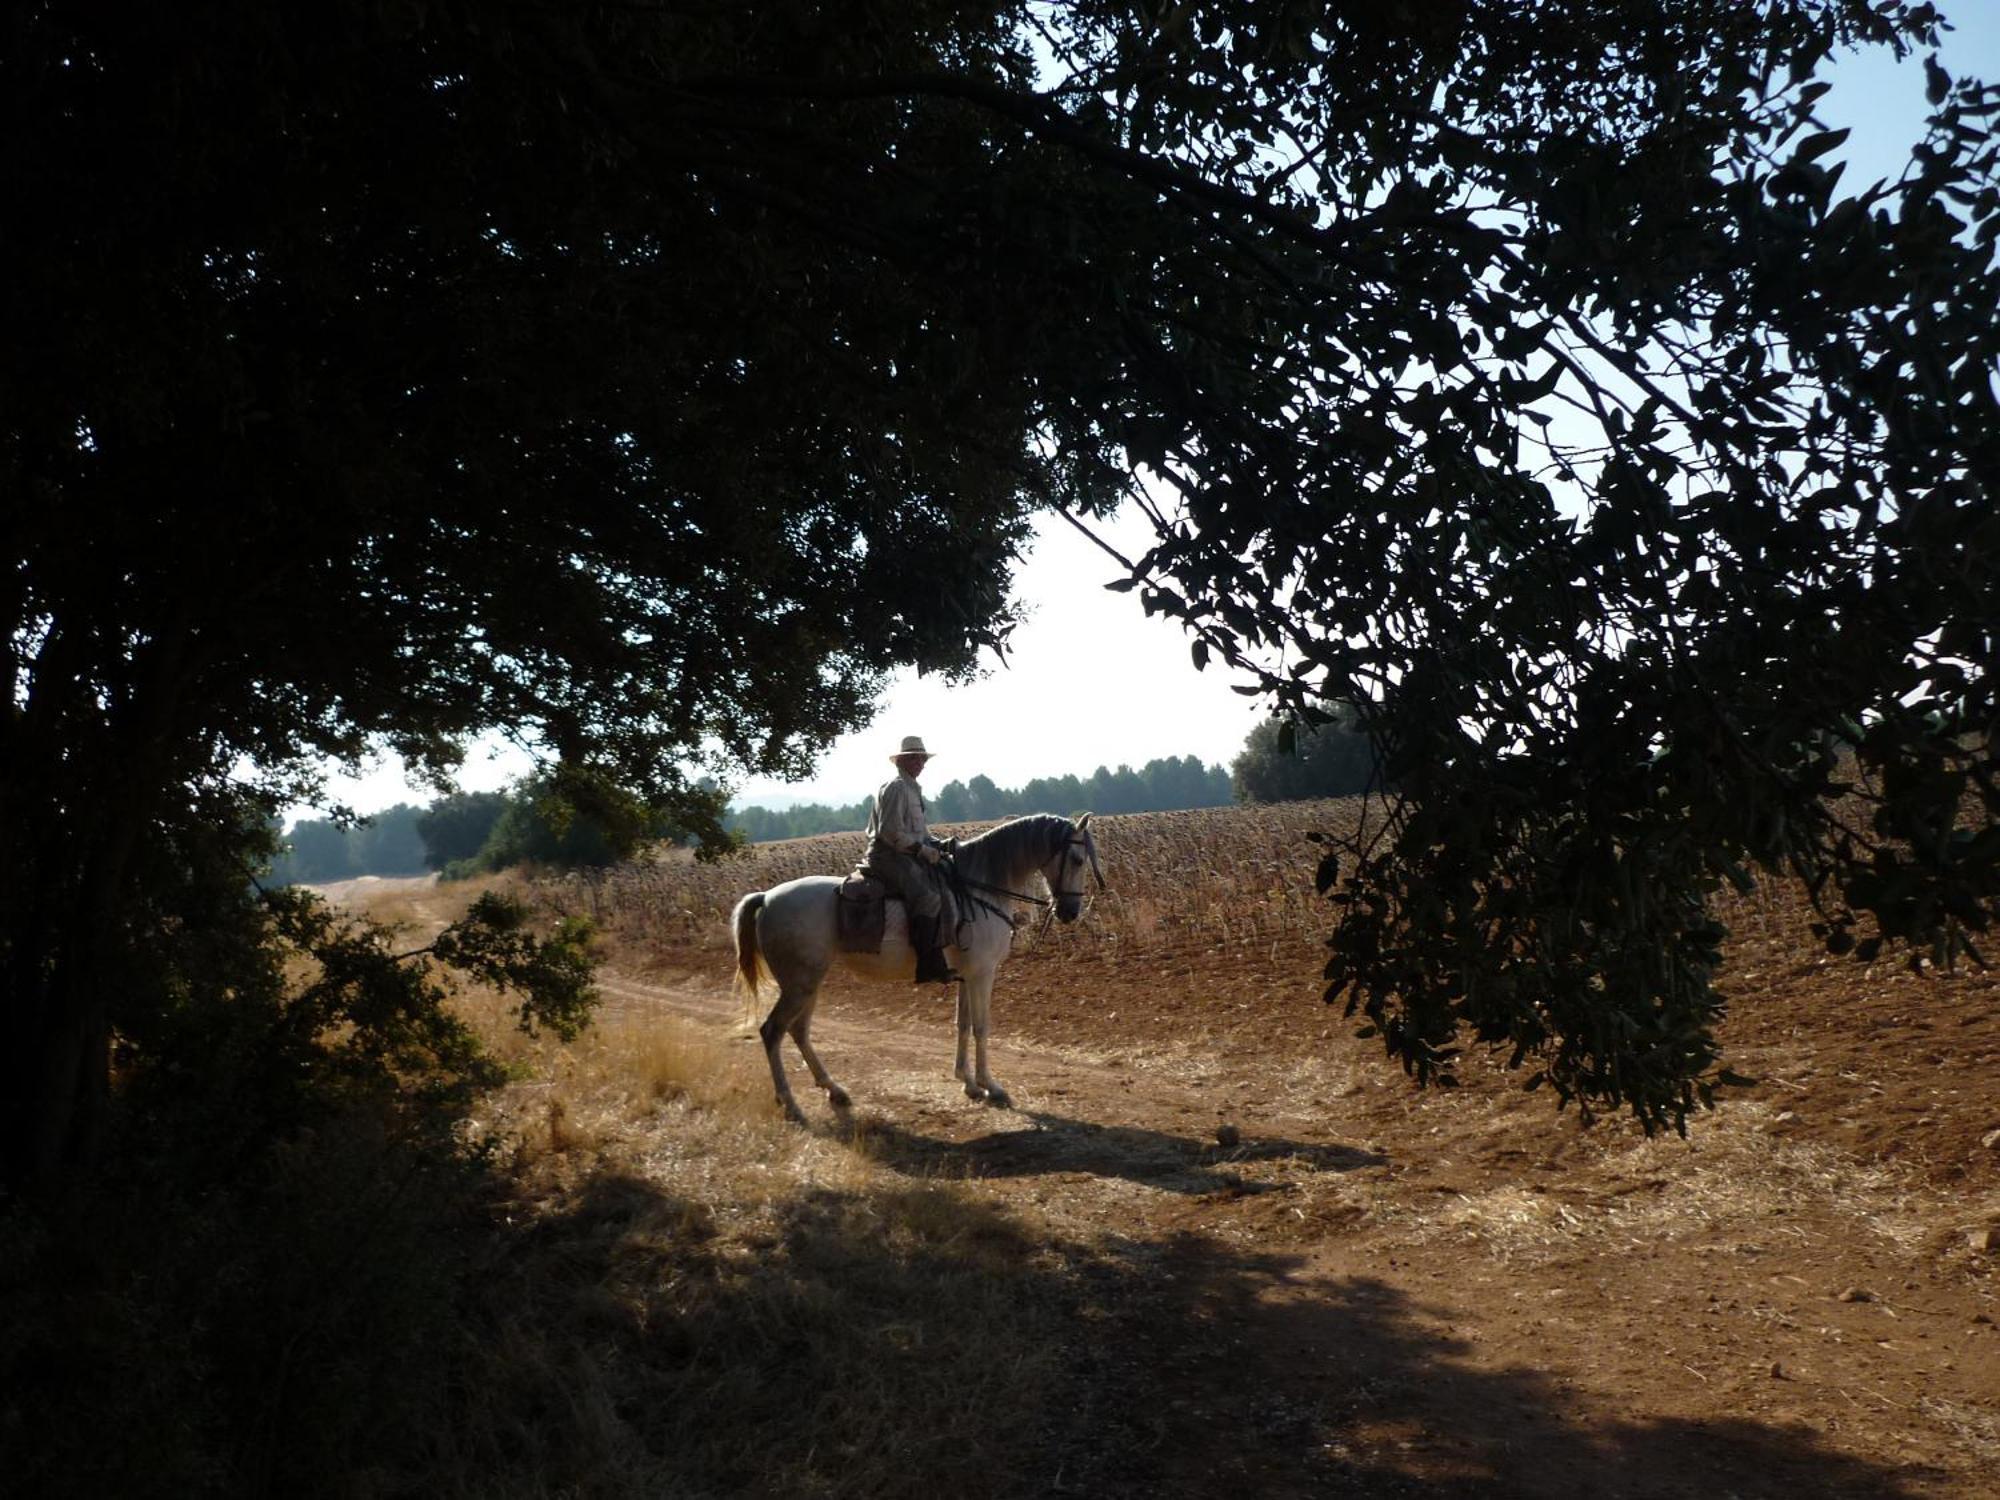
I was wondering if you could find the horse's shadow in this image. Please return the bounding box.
[842,1107,1388,1196]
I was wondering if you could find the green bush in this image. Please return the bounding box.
[0,883,597,1497]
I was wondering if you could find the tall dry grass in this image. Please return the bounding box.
[294,879,1120,1499]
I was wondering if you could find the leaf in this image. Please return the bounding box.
[1520,361,1564,402]
[1925,56,1951,106]
[1314,850,1340,895]
[1796,127,1850,162]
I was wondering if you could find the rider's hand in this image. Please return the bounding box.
[918,842,941,865]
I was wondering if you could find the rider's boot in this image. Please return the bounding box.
[911,913,959,985]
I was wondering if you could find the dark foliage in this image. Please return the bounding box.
[1232,710,1378,804]
[5,0,1995,1192]
[416,790,513,871]
[0,879,594,1494]
[1042,1,1998,1130]
[449,768,706,877]
[3,0,1117,1182]
[728,797,879,845]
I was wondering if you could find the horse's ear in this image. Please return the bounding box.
[1076,812,1092,830]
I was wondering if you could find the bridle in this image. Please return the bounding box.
[953,828,1105,917]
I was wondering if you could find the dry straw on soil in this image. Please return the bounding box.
[345,794,2000,1498]
[397,904,1103,1500]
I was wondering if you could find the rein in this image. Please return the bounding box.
[956,873,1053,908]
[948,831,1102,916]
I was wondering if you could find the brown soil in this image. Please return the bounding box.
[590,873,2000,1500]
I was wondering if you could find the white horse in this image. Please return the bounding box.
[731,812,1103,1120]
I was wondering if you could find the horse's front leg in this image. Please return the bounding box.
[966,970,1009,1109]
[953,978,976,1093]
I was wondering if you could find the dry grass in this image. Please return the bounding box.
[1364,1114,1961,1268]
[450,1043,1092,1497]
[311,802,2000,1498]
[327,876,1106,1499]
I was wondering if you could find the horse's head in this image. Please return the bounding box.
[1042,813,1104,923]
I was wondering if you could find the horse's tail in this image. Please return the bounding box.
[731,891,767,1002]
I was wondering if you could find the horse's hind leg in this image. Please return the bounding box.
[759,987,814,1123]
[787,999,849,1111]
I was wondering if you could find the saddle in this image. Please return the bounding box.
[835,868,891,954]
[835,862,962,955]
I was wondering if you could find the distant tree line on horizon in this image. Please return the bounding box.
[727,753,1238,844]
[271,716,1376,881]
[266,776,659,886]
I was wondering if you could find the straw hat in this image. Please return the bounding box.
[890,735,933,761]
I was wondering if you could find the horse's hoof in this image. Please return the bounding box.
[827,1085,852,1110]
[963,1080,986,1101]
[779,1101,808,1125]
[984,1087,1013,1110]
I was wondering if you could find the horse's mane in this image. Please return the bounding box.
[954,813,1071,888]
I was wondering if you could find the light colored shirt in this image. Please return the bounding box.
[865,772,929,856]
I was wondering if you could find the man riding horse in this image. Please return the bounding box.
[865,734,959,984]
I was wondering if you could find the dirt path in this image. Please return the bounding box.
[592,945,2000,1500]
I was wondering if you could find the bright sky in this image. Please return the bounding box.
[730,505,1266,807]
[295,15,1996,822]
[300,505,1262,819]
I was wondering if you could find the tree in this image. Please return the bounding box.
[930,780,972,823]
[1054,2,2000,1130]
[3,1,1119,1184]
[1232,711,1379,804]
[267,805,431,884]
[272,819,359,886]
[6,3,1995,1185]
[1017,771,1091,815]
[1083,763,1144,814]
[417,791,512,871]
[350,804,430,877]
[962,775,1006,821]
[463,770,696,873]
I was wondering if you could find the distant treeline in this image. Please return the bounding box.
[267,783,620,886]
[273,716,1377,879]
[266,803,433,885]
[725,754,1234,843]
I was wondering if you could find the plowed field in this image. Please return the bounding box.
[504,805,2000,1497]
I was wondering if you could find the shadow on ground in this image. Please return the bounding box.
[745,1108,1948,1500]
[846,1107,1388,1194]
[450,1165,1940,1500]
[1075,1234,1942,1499]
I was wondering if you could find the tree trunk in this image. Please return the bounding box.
[3,831,131,1193]
[2,620,189,1193]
